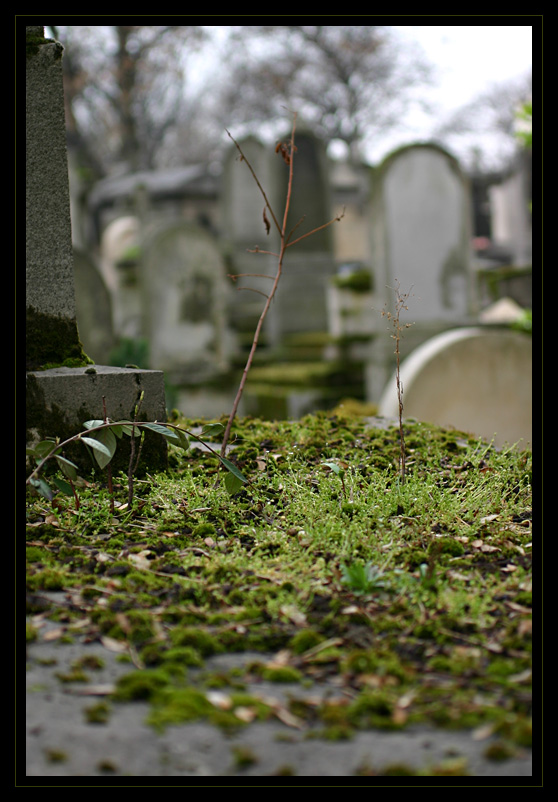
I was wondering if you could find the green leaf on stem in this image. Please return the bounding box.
[29,439,59,462]
[224,471,245,496]
[80,434,115,469]
[29,476,54,501]
[201,423,225,438]
[55,455,78,480]
[52,476,75,496]
[219,456,247,482]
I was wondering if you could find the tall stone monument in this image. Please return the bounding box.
[25,27,167,474]
[26,26,85,371]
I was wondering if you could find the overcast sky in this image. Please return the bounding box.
[359,24,533,163]
[200,24,533,166]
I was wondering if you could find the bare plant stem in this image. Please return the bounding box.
[127,391,144,508]
[220,113,344,459]
[382,281,414,484]
[102,396,115,513]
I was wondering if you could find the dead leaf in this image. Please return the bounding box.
[508,668,531,684]
[115,613,132,635]
[391,708,408,725]
[274,706,305,729]
[206,691,233,710]
[472,723,495,740]
[128,551,153,570]
[66,684,116,696]
[505,601,532,614]
[100,636,128,652]
[263,207,271,235]
[42,627,65,641]
[279,605,307,626]
[518,619,532,637]
[234,706,258,723]
[480,514,499,525]
[266,649,291,668]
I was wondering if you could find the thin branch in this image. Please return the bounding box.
[246,248,280,257]
[235,287,270,299]
[226,129,282,235]
[285,215,307,245]
[219,114,298,459]
[286,207,346,248]
[228,273,276,281]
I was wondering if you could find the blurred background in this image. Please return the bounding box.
[46,24,533,428]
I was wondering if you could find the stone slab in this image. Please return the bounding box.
[26,366,168,474]
[378,327,532,448]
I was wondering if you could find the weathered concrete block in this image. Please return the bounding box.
[26,366,168,475]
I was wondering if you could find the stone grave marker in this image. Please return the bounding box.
[221,135,277,331]
[378,326,532,448]
[72,247,115,365]
[366,143,474,402]
[222,129,337,346]
[268,128,337,342]
[26,27,84,371]
[25,27,167,474]
[139,220,236,416]
[99,215,143,339]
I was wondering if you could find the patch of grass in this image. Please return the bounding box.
[25,414,532,745]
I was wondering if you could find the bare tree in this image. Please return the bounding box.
[214,26,434,161]
[49,25,208,178]
[432,72,532,170]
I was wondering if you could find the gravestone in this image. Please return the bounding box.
[366,143,474,402]
[268,129,337,343]
[26,27,85,371]
[222,130,337,346]
[488,150,532,266]
[221,135,277,331]
[73,247,115,364]
[139,220,237,416]
[378,326,532,448]
[25,27,167,474]
[99,215,143,339]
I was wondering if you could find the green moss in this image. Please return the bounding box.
[25,413,532,748]
[288,628,324,655]
[332,269,373,293]
[26,29,63,60]
[84,701,111,724]
[161,646,205,667]
[113,668,171,701]
[169,627,222,657]
[231,746,258,768]
[379,763,417,776]
[431,538,465,558]
[44,748,67,763]
[145,686,215,730]
[261,665,303,683]
[192,523,216,537]
[26,306,91,371]
[483,741,516,761]
[26,622,38,643]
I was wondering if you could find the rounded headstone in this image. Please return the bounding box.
[379,327,532,448]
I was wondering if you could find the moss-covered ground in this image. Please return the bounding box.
[26,410,533,767]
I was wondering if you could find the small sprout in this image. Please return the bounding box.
[340,561,390,595]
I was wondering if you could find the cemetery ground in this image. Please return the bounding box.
[25,412,534,779]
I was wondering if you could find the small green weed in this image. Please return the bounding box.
[340,561,389,595]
